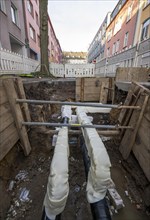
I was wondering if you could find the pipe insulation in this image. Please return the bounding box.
[44,127,69,219]
[44,106,71,220]
[76,108,112,203]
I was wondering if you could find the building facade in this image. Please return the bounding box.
[23,0,40,60]
[0,0,62,63]
[88,13,111,63]
[104,0,139,58]
[133,0,150,67]
[0,0,27,56]
[90,0,150,76]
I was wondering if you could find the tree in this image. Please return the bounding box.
[39,0,49,75]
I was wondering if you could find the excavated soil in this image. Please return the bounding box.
[0,78,150,220]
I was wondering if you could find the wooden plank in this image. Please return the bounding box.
[3,79,31,156]
[81,78,84,101]
[0,124,19,161]
[119,94,149,159]
[118,84,140,125]
[0,110,14,133]
[84,94,100,101]
[0,122,17,145]
[76,78,81,87]
[133,141,150,181]
[0,102,10,116]
[116,67,149,82]
[0,86,8,105]
[16,78,31,122]
[99,81,109,103]
[137,116,150,149]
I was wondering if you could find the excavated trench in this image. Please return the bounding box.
[0,79,150,220]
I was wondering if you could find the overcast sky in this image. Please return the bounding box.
[48,0,118,52]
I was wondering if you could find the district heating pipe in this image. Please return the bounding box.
[77,108,112,220]
[81,142,111,220]
[42,106,71,220]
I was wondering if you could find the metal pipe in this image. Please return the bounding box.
[16,99,141,109]
[16,98,118,108]
[22,122,132,130]
[80,141,111,220]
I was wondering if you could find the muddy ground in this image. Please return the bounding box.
[0,78,150,220]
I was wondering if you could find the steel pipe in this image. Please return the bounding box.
[16,99,118,108]
[22,121,132,130]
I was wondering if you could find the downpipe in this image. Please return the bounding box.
[81,141,112,220]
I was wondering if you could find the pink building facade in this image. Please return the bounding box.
[104,0,139,58]
[23,0,62,63]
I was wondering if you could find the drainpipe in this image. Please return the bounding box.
[77,108,112,220]
[42,106,71,220]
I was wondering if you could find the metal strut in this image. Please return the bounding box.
[16,98,141,109]
[22,121,133,130]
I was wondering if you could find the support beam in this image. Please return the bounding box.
[16,99,118,108]
[3,79,31,156]
[22,121,132,130]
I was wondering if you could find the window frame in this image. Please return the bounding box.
[123,32,129,47]
[141,18,150,41]
[27,0,34,17]
[29,25,36,41]
[0,0,6,14]
[11,4,18,26]
[126,4,133,23]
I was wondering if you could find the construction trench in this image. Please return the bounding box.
[0,76,150,220]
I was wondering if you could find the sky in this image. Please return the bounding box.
[48,0,118,52]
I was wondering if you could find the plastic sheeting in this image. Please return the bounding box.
[76,108,112,203]
[44,127,69,220]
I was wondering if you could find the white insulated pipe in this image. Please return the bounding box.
[44,106,71,219]
[76,107,112,203]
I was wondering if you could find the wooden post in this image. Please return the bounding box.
[119,94,149,159]
[81,78,84,101]
[15,78,31,122]
[3,78,31,156]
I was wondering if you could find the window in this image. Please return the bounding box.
[126,4,132,22]
[27,0,33,17]
[29,25,36,41]
[114,16,122,35]
[116,40,120,52]
[35,12,39,26]
[11,4,18,25]
[112,43,116,55]
[107,29,112,42]
[124,32,129,47]
[141,18,150,41]
[0,0,6,13]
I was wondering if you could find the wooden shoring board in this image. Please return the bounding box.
[15,78,31,122]
[0,108,14,133]
[119,93,149,159]
[0,123,19,161]
[3,79,31,156]
[99,79,109,104]
[76,77,110,102]
[118,84,140,124]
